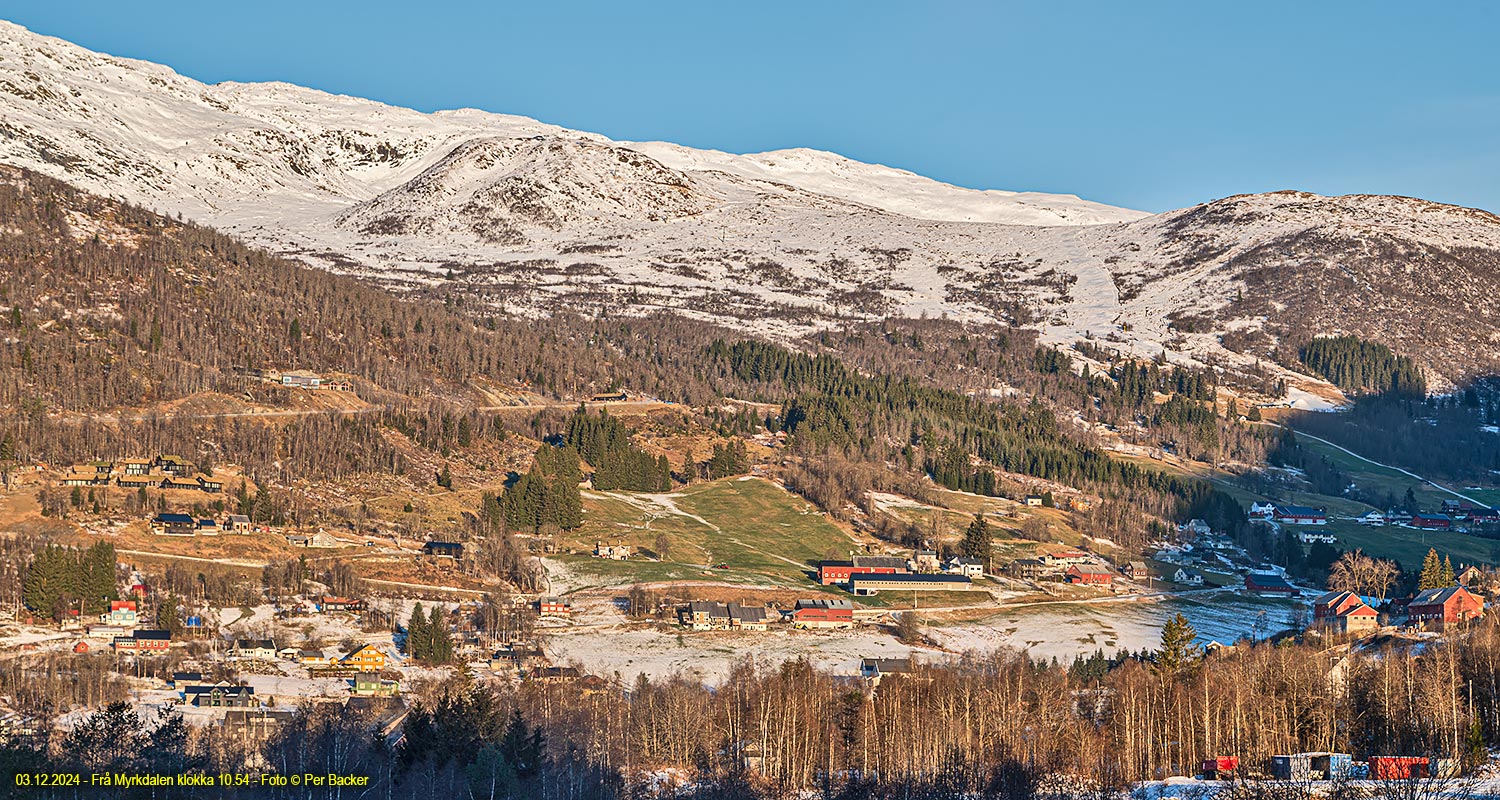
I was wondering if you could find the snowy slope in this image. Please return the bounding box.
[3,20,1500,387]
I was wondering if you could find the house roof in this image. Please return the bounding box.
[1411,586,1475,606]
[1275,505,1324,516]
[851,555,908,570]
[234,639,275,650]
[861,657,914,673]
[133,629,171,640]
[794,598,853,611]
[1068,564,1112,576]
[154,513,195,524]
[1246,573,1297,591]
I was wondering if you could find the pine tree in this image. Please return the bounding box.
[960,514,992,567]
[24,544,78,622]
[1442,555,1456,587]
[1156,612,1201,673]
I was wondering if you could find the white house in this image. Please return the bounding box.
[944,557,985,579]
[1249,502,1277,519]
[229,639,277,661]
[1357,511,1386,527]
[1173,568,1204,586]
[1297,531,1337,545]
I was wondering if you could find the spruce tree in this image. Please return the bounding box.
[1156,613,1201,673]
[960,514,992,567]
[1442,555,1456,587]
[406,602,429,659]
[427,605,453,664]
[1419,548,1444,590]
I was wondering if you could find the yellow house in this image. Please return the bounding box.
[340,645,387,673]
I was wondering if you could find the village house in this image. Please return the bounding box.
[182,683,257,708]
[537,596,571,617]
[1066,564,1114,586]
[113,629,171,654]
[1273,505,1327,525]
[280,370,322,388]
[317,596,365,613]
[1122,561,1150,581]
[197,518,220,535]
[1249,501,1277,519]
[99,600,137,626]
[860,657,915,685]
[1245,572,1300,597]
[351,673,400,697]
[115,472,160,490]
[340,644,389,672]
[154,455,193,476]
[1407,586,1485,629]
[225,514,252,533]
[160,474,203,492]
[1039,549,1094,567]
[944,557,985,579]
[1023,495,1044,507]
[1180,519,1212,536]
[1457,566,1490,590]
[118,458,152,476]
[817,555,909,585]
[230,639,278,661]
[169,672,203,688]
[195,474,224,493]
[1357,510,1387,526]
[1172,568,1204,586]
[286,534,310,547]
[299,649,337,667]
[593,541,631,560]
[681,601,771,631]
[910,550,940,572]
[1297,531,1337,545]
[151,513,197,536]
[1007,558,1053,580]
[790,598,854,629]
[1312,590,1379,634]
[222,708,294,742]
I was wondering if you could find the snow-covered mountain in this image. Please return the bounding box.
[3,19,1500,390]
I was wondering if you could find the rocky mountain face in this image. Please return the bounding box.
[3,20,1499,391]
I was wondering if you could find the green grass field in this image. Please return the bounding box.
[562,477,859,587]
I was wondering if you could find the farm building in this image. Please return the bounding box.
[1065,565,1113,586]
[1407,586,1484,628]
[817,555,908,585]
[849,573,970,595]
[791,598,854,629]
[1410,513,1452,530]
[1245,573,1300,597]
[1273,505,1326,525]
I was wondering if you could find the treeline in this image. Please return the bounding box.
[20,541,118,620]
[496,445,584,534]
[565,408,670,492]
[1300,335,1425,397]
[9,620,1500,798]
[706,339,1246,537]
[1288,390,1500,483]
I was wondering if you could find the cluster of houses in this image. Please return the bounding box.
[1009,547,1120,587]
[151,512,255,536]
[1249,502,1328,526]
[1203,752,1458,782]
[815,553,976,595]
[227,638,396,681]
[62,455,224,494]
[1310,584,1486,634]
[1355,501,1500,533]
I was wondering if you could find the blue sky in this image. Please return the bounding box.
[5,1,1497,212]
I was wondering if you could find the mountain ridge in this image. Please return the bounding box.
[4,19,1500,392]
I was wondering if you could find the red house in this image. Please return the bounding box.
[1407,586,1484,628]
[1065,565,1113,586]
[1273,505,1327,525]
[537,596,571,617]
[1313,590,1365,620]
[1410,513,1452,530]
